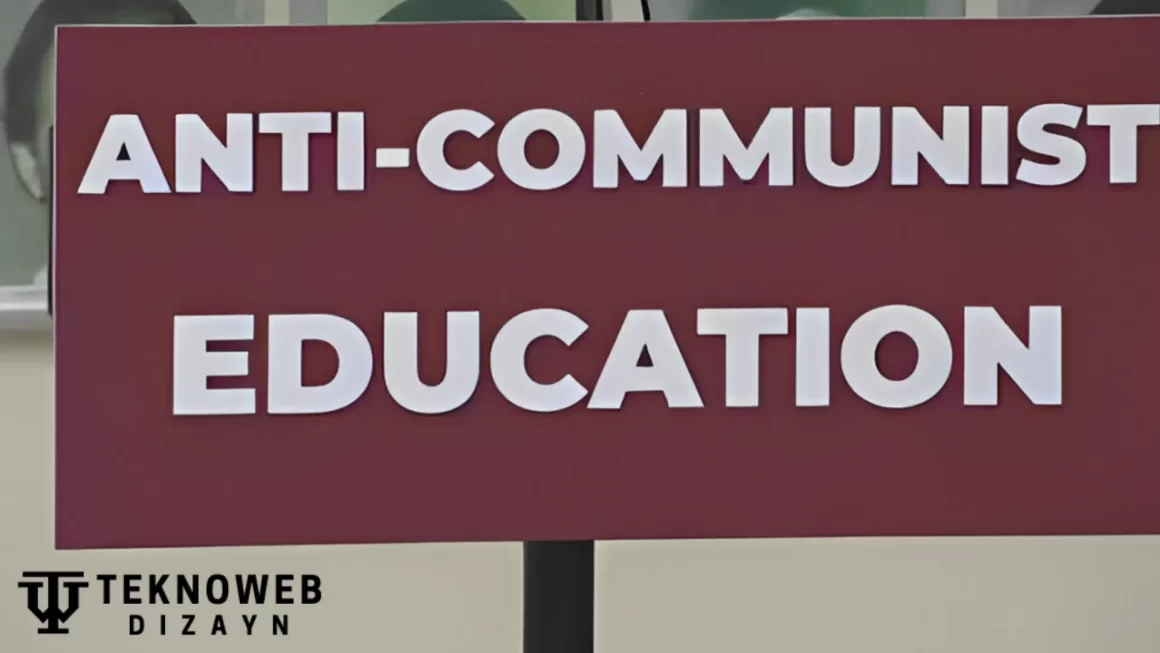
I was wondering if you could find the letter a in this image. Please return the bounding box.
[78,114,171,194]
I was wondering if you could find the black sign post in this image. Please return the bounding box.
[523,541,594,653]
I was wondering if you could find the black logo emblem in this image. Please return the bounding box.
[18,571,88,634]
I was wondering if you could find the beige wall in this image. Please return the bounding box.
[3,328,1160,651]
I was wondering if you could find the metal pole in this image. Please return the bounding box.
[523,541,595,653]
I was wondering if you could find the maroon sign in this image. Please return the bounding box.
[55,19,1160,549]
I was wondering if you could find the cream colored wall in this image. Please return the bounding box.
[3,329,1160,651]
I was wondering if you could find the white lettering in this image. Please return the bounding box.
[804,107,881,188]
[175,113,254,193]
[795,308,830,407]
[593,109,687,188]
[172,315,254,416]
[891,106,969,185]
[336,111,366,191]
[589,310,703,409]
[497,109,585,191]
[170,306,1065,414]
[383,311,480,414]
[698,108,793,187]
[491,309,589,412]
[980,105,1010,186]
[417,109,495,191]
[963,306,1062,406]
[1086,104,1160,184]
[1016,103,1086,186]
[841,305,953,409]
[267,314,374,414]
[258,112,332,192]
[79,114,171,194]
[696,308,787,407]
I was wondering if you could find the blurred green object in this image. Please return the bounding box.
[691,0,927,19]
[379,0,525,22]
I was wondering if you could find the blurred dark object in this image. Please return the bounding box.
[2,0,196,203]
[1091,0,1160,14]
[379,0,526,22]
[577,0,602,20]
